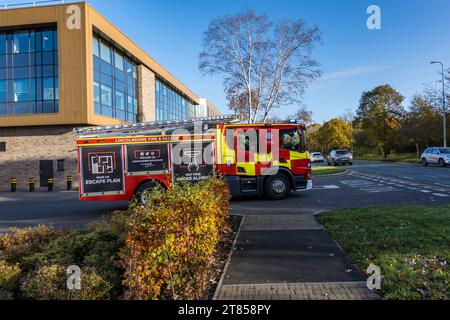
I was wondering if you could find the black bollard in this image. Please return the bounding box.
[48,178,54,192]
[29,178,35,192]
[67,175,73,191]
[11,178,16,192]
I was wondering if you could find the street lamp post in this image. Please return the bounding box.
[431,61,447,148]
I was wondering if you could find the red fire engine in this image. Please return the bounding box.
[74,115,312,202]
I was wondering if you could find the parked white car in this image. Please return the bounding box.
[310,152,325,163]
[421,147,450,167]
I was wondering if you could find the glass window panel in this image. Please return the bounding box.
[93,56,100,71]
[115,79,125,92]
[30,31,35,53]
[13,32,29,53]
[35,31,42,52]
[33,66,42,77]
[115,90,125,110]
[43,77,54,100]
[94,102,101,114]
[13,53,29,67]
[94,82,100,103]
[0,55,6,68]
[101,73,113,87]
[42,51,53,65]
[94,69,101,82]
[100,42,111,63]
[102,106,113,117]
[30,78,36,101]
[116,110,126,120]
[100,60,112,76]
[13,67,30,79]
[114,51,124,71]
[43,100,54,113]
[101,84,112,106]
[13,101,30,114]
[115,70,125,83]
[127,112,135,122]
[54,77,58,100]
[53,30,58,51]
[0,102,6,114]
[93,37,99,57]
[0,80,6,102]
[35,52,42,65]
[127,95,133,112]
[36,78,42,100]
[42,65,54,77]
[42,30,53,51]
[13,79,30,102]
[0,34,6,54]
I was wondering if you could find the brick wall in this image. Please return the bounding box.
[137,65,156,122]
[0,126,80,192]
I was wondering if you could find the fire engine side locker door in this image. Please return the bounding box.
[171,139,216,184]
[79,145,126,197]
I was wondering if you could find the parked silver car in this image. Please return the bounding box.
[421,147,450,167]
[327,149,353,166]
[310,152,325,163]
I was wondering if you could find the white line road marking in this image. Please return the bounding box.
[314,185,340,190]
[342,174,450,197]
[432,193,449,197]
[341,179,401,193]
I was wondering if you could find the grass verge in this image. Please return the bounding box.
[312,166,346,176]
[317,206,449,300]
[356,154,419,164]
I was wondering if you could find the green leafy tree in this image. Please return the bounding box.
[305,123,322,152]
[402,95,443,156]
[355,84,405,157]
[316,118,351,153]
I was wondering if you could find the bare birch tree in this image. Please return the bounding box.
[199,10,321,123]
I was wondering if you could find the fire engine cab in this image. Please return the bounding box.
[74,115,312,202]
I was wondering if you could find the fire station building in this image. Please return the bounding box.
[0,1,220,191]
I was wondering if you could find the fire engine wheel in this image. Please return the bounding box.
[265,174,290,200]
[135,181,159,205]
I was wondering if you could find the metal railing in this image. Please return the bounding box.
[74,115,242,138]
[0,0,81,10]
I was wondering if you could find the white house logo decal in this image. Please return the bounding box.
[88,153,116,175]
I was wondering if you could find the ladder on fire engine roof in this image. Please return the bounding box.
[74,115,242,138]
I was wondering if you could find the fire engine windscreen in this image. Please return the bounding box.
[280,128,306,152]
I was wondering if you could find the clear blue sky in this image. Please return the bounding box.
[4,0,450,123]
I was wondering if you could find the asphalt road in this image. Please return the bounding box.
[231,160,450,215]
[0,192,128,233]
[1,161,450,231]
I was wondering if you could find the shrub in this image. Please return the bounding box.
[0,225,63,269]
[121,177,230,300]
[0,212,128,300]
[20,264,68,300]
[20,265,115,300]
[0,260,21,299]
